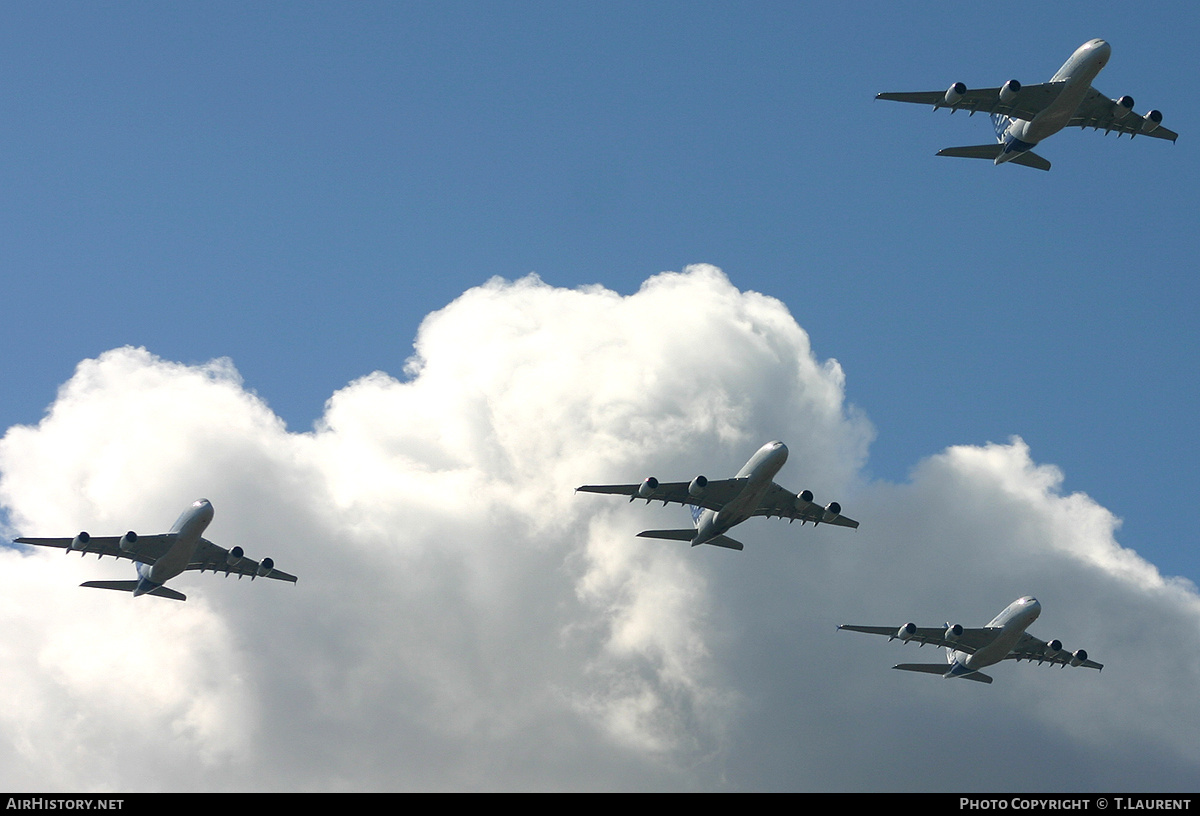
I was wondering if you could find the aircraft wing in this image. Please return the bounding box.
[838,624,999,653]
[184,537,298,583]
[575,478,748,513]
[1005,633,1103,670]
[15,533,177,565]
[876,82,1065,121]
[1068,87,1178,141]
[751,483,858,528]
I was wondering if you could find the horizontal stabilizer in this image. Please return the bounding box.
[936,144,1051,171]
[80,580,187,602]
[80,580,139,593]
[636,529,697,542]
[635,529,745,550]
[702,534,744,551]
[936,144,1005,160]
[893,663,993,684]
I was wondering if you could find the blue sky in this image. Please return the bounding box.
[4,3,1195,577]
[1,3,1198,790]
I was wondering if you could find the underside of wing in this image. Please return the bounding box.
[186,538,298,583]
[15,533,176,565]
[1006,633,1103,670]
[877,82,1063,121]
[575,477,747,513]
[1069,88,1178,141]
[751,483,859,528]
[838,624,996,653]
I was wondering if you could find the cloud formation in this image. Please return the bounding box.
[1,266,1196,791]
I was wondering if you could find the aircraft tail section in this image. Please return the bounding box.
[935,144,1051,171]
[637,529,697,542]
[893,663,993,684]
[990,113,1012,143]
[635,529,745,551]
[80,580,187,602]
[702,534,744,550]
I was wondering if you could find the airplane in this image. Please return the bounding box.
[575,440,857,551]
[877,39,1177,170]
[838,596,1102,684]
[14,498,297,602]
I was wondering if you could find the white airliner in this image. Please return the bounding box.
[15,498,297,601]
[877,39,1177,170]
[839,596,1102,684]
[575,440,857,551]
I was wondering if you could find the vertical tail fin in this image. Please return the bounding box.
[990,113,1012,144]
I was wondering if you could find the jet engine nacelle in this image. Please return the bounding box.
[70,532,90,551]
[999,79,1021,104]
[1045,639,1063,655]
[1113,95,1135,118]
[897,622,917,642]
[256,557,274,577]
[637,477,659,499]
[226,546,245,567]
[945,623,963,641]
[1141,109,1163,133]
[688,475,708,497]
[796,490,814,510]
[118,531,138,552]
[1070,649,1089,667]
[822,502,842,523]
[944,82,966,106]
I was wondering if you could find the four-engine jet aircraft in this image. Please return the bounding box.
[15,498,297,601]
[575,440,857,551]
[877,39,1177,170]
[839,596,1102,684]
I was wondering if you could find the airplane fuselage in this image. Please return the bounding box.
[998,39,1110,163]
[948,596,1041,677]
[692,440,788,544]
[134,498,213,595]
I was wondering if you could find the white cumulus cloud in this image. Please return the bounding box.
[0,265,1196,791]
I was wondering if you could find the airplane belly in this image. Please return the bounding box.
[1027,81,1090,141]
[968,626,1025,669]
[148,537,198,583]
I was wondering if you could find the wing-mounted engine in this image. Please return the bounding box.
[943,82,966,106]
[688,476,708,497]
[1070,649,1089,667]
[119,531,138,552]
[635,477,659,500]
[944,623,963,642]
[1141,109,1163,134]
[226,546,245,568]
[999,79,1021,105]
[255,557,275,578]
[1041,639,1063,662]
[69,532,90,551]
[821,502,842,523]
[1112,95,1135,119]
[895,622,917,642]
